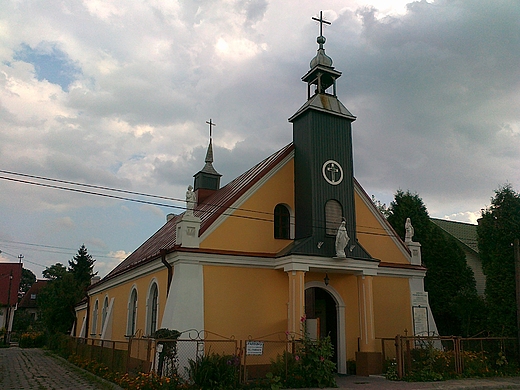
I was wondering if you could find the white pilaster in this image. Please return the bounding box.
[161,262,204,332]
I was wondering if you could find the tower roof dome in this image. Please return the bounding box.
[310,35,333,68]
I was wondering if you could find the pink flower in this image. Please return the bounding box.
[320,356,325,362]
[295,355,300,361]
[300,314,307,322]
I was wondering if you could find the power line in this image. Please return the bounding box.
[0,169,417,240]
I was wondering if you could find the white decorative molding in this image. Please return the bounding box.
[100,297,114,340]
[88,259,166,295]
[407,241,422,266]
[322,160,344,185]
[176,214,201,248]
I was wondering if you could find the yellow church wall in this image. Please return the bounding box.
[203,265,288,341]
[304,272,360,360]
[355,191,409,264]
[200,159,294,254]
[372,276,412,339]
[83,265,169,341]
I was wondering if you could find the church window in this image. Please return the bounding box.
[101,296,109,330]
[147,283,159,336]
[274,204,291,239]
[91,300,99,335]
[325,200,343,235]
[127,288,138,337]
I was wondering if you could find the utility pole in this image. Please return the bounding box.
[515,238,520,361]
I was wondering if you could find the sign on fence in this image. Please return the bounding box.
[246,341,264,356]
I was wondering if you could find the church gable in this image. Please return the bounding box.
[354,180,410,264]
[200,147,294,254]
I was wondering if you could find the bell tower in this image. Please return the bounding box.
[289,12,371,260]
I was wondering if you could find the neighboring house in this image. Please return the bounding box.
[75,24,437,376]
[0,262,22,339]
[18,280,48,322]
[431,218,485,296]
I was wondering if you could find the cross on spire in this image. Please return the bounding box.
[312,11,331,37]
[206,119,216,139]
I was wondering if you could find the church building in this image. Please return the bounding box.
[75,15,436,375]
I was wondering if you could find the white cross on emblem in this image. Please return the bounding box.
[322,160,344,185]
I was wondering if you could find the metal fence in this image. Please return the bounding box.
[67,337,138,374]
[65,331,305,384]
[392,335,519,379]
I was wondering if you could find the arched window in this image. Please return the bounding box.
[147,283,159,336]
[91,300,99,335]
[101,296,109,330]
[127,288,138,337]
[325,200,343,235]
[274,204,291,239]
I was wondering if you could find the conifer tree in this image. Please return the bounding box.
[68,244,97,292]
[387,190,484,336]
[478,184,520,336]
[39,246,97,335]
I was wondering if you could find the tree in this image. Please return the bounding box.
[38,271,81,334]
[478,184,520,337]
[19,268,36,296]
[42,263,67,280]
[387,190,484,336]
[68,244,97,292]
[39,246,97,335]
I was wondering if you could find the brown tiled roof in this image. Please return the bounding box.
[18,280,48,308]
[0,263,22,306]
[102,143,294,282]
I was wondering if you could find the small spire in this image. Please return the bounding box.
[205,119,216,164]
[310,11,333,68]
[200,119,220,176]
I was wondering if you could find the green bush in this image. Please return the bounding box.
[186,353,239,390]
[270,316,337,389]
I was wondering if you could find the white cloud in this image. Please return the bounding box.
[1,0,519,277]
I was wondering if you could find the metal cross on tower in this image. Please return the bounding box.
[312,11,331,37]
[206,119,216,139]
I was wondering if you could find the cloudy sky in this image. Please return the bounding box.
[1,0,519,278]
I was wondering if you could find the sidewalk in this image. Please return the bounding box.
[333,374,520,389]
[0,346,122,389]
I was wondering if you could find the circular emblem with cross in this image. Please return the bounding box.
[322,160,343,185]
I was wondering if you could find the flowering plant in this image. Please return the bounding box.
[271,315,336,388]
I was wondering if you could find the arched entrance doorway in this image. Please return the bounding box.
[305,287,338,366]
